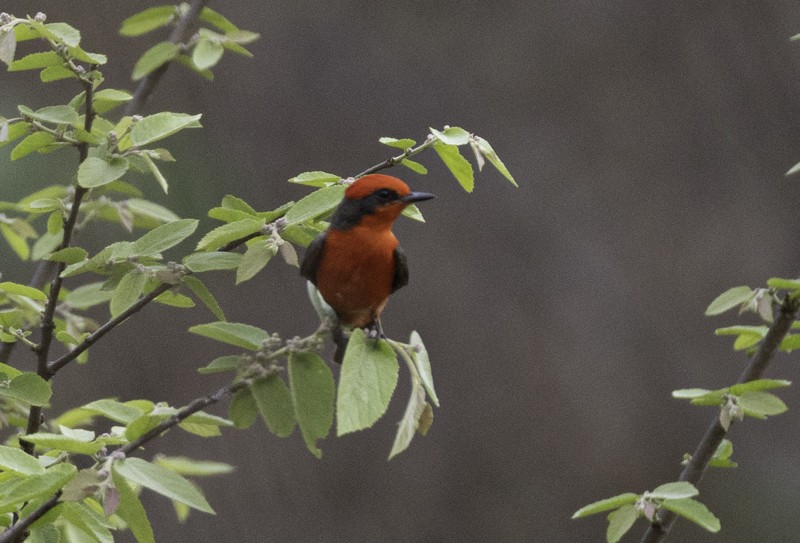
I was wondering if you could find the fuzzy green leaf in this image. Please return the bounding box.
[660,498,720,533]
[0,373,53,406]
[388,380,426,460]
[0,281,47,301]
[131,218,198,256]
[572,493,639,518]
[705,286,754,316]
[9,51,61,72]
[10,132,55,160]
[188,321,268,350]
[192,37,224,70]
[430,126,470,146]
[288,352,334,458]
[114,458,214,514]
[110,270,148,317]
[77,157,129,188]
[0,29,16,67]
[236,239,275,284]
[229,388,258,429]
[410,331,439,406]
[132,41,180,80]
[47,247,87,264]
[379,137,416,149]
[284,185,346,226]
[22,432,103,455]
[0,445,46,475]
[472,135,517,186]
[195,219,263,251]
[737,391,788,419]
[120,6,176,36]
[154,456,234,477]
[648,482,698,500]
[18,104,78,125]
[433,142,474,192]
[198,355,241,374]
[251,376,296,437]
[607,504,639,543]
[183,276,226,321]
[337,330,399,436]
[0,463,76,511]
[93,89,133,114]
[130,112,202,146]
[400,158,428,174]
[287,171,341,187]
[183,251,242,272]
[111,470,155,543]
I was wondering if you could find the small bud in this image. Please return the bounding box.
[131,115,143,122]
[0,13,12,24]
[34,12,46,22]
[75,65,85,75]
[107,131,117,144]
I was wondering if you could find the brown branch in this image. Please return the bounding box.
[640,296,800,543]
[123,0,210,116]
[0,492,61,543]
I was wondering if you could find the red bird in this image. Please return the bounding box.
[300,174,435,363]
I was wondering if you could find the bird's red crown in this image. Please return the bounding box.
[345,174,412,200]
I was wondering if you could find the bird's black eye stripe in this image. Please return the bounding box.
[374,189,396,200]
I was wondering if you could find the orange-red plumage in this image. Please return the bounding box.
[300,174,434,362]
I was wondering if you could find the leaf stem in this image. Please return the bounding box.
[639,296,799,543]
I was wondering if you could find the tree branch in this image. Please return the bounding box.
[0,492,61,543]
[640,296,800,543]
[355,136,435,178]
[123,0,210,116]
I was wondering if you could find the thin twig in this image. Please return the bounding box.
[355,137,435,178]
[640,296,799,543]
[0,492,61,543]
[123,0,210,116]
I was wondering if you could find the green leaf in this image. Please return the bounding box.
[37,22,81,47]
[607,504,639,543]
[132,42,180,80]
[284,185,347,226]
[287,171,341,187]
[141,153,169,193]
[337,330,399,436]
[0,281,47,301]
[400,158,428,175]
[709,439,737,468]
[229,388,258,429]
[660,498,720,533]
[0,373,53,406]
[251,375,296,437]
[236,239,276,284]
[430,126,470,145]
[61,469,105,501]
[26,525,60,543]
[154,456,234,477]
[224,30,260,44]
[61,501,114,543]
[112,470,155,543]
[114,458,214,514]
[131,218,198,257]
[472,135,517,186]
[130,112,202,146]
[198,355,241,374]
[199,7,238,33]
[65,282,114,310]
[779,334,800,352]
[22,432,103,455]
[183,251,242,272]
[110,270,148,317]
[433,142,474,192]
[728,379,791,395]
[48,247,88,264]
[83,399,143,424]
[572,493,639,518]
[18,104,79,126]
[0,121,31,148]
[127,198,180,225]
[77,157,129,188]
[379,137,416,149]
[0,445,45,475]
[183,276,226,321]
[0,463,76,511]
[192,37,224,70]
[9,51,61,72]
[93,89,133,114]
[188,321,268,350]
[0,224,29,259]
[648,482,698,500]
[401,203,425,222]
[288,352,334,458]
[705,286,754,316]
[715,325,768,350]
[671,388,712,400]
[767,277,800,291]
[10,132,55,160]
[195,219,263,251]
[388,381,426,460]
[120,6,176,36]
[409,331,439,407]
[40,65,76,82]
[0,29,16,67]
[737,391,787,418]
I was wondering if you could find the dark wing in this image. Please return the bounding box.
[300,232,327,285]
[391,245,409,293]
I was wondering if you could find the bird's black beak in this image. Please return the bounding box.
[400,191,436,204]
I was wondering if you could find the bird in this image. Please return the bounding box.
[300,173,435,363]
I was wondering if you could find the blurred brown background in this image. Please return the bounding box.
[4,1,800,541]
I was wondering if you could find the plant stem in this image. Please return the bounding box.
[639,296,799,543]
[355,137,435,178]
[0,492,61,543]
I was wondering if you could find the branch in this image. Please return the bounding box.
[0,492,61,543]
[640,296,800,543]
[118,381,248,456]
[123,0,209,116]
[355,136,435,178]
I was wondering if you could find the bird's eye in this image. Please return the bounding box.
[375,189,394,200]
